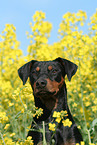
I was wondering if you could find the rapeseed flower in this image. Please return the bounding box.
[49,123,56,131]
[62,119,72,127]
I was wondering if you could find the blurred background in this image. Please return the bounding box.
[0,0,97,55]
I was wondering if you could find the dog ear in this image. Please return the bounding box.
[54,57,78,81]
[18,60,37,85]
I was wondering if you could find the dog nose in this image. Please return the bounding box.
[36,79,47,88]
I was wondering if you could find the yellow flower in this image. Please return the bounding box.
[81,141,85,145]
[10,133,16,137]
[0,112,8,123]
[4,124,10,129]
[53,111,61,118]
[9,102,14,107]
[62,119,72,127]
[55,117,61,123]
[49,123,56,131]
[76,141,85,145]
[27,136,32,140]
[21,108,24,113]
[23,136,34,145]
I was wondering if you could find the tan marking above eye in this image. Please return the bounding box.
[48,65,53,71]
[36,67,40,72]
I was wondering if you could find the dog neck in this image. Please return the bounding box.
[33,83,71,122]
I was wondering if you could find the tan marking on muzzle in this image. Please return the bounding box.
[46,77,64,95]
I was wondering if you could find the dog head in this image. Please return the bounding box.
[18,57,78,99]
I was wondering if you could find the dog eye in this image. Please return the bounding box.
[32,71,38,76]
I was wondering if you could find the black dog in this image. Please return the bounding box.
[18,57,83,145]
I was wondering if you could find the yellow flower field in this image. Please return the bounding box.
[0,10,97,144]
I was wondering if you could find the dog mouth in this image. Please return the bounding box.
[35,89,56,98]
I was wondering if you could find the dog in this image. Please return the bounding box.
[18,57,83,145]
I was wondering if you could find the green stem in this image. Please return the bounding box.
[50,123,59,144]
[87,129,91,143]
[0,132,6,145]
[42,121,47,145]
